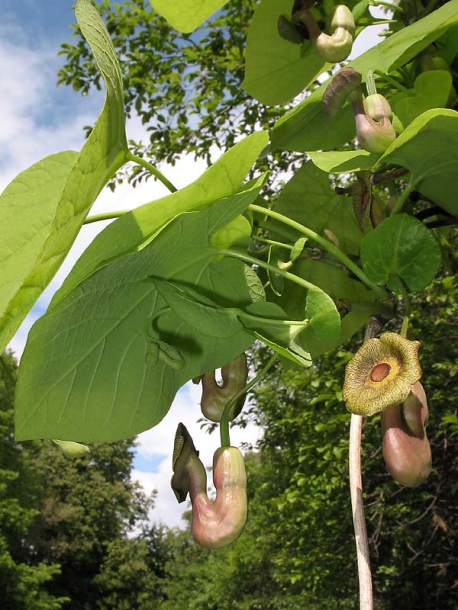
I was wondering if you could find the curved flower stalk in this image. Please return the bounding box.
[323,68,396,153]
[343,332,422,416]
[171,423,248,549]
[278,4,355,63]
[381,381,432,487]
[196,353,248,422]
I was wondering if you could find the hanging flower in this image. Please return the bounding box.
[343,333,422,416]
[381,381,432,487]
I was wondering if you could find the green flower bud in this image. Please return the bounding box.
[52,439,90,458]
[364,93,393,122]
[297,5,355,63]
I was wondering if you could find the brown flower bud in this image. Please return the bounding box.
[199,353,248,422]
[381,381,432,487]
[171,424,248,549]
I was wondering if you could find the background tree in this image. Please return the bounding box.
[0,353,171,609]
[152,275,457,610]
[0,353,67,609]
[57,0,300,188]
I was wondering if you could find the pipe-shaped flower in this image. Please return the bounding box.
[343,333,422,416]
[295,5,355,63]
[198,353,248,422]
[171,423,248,549]
[381,381,432,487]
[322,68,396,153]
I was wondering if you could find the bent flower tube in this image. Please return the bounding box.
[196,353,248,422]
[343,333,422,416]
[381,381,432,487]
[171,423,248,549]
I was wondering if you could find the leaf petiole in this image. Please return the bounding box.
[127,150,178,193]
[247,204,389,300]
[84,210,128,224]
[220,353,278,447]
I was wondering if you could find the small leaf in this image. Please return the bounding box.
[153,278,244,338]
[297,289,342,358]
[360,214,442,292]
[308,150,378,173]
[390,71,452,129]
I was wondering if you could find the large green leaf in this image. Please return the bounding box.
[242,0,325,106]
[390,70,452,130]
[0,0,128,352]
[380,109,458,215]
[360,214,441,293]
[15,199,259,443]
[270,162,364,256]
[51,132,269,307]
[272,0,458,152]
[0,151,77,336]
[150,0,229,32]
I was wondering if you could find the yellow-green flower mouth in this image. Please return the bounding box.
[343,333,422,416]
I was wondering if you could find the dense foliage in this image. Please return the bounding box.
[0,354,170,609]
[1,0,458,606]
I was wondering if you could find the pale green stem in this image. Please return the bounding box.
[235,310,308,327]
[390,182,414,215]
[84,211,128,225]
[220,249,319,293]
[127,151,178,193]
[254,235,294,251]
[248,204,389,300]
[220,353,278,447]
[366,70,377,96]
[393,275,411,338]
[373,70,409,93]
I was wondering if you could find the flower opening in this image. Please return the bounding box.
[343,332,421,416]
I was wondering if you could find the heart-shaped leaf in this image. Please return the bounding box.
[51,132,269,307]
[0,0,128,352]
[381,109,458,215]
[15,199,257,443]
[360,213,442,292]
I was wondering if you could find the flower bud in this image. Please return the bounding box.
[354,113,397,153]
[171,424,248,549]
[199,353,248,422]
[52,439,90,458]
[296,5,355,63]
[381,382,432,487]
[364,93,393,122]
[191,447,248,550]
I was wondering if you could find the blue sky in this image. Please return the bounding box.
[1,0,262,530]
